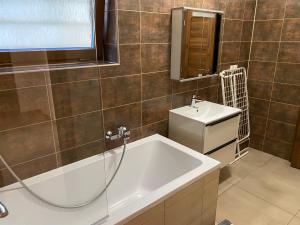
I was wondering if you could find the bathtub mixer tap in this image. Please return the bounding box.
[106,126,130,141]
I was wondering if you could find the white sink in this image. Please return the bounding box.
[170,101,241,125]
[169,101,242,167]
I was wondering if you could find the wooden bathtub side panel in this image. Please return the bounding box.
[123,168,220,225]
[123,202,165,225]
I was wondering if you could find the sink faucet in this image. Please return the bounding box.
[0,202,8,218]
[191,95,202,108]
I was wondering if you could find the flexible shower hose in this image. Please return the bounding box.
[0,139,127,209]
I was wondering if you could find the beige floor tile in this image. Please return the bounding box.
[240,148,274,167]
[218,177,236,195]
[217,186,293,225]
[226,149,272,179]
[289,217,300,225]
[218,149,273,195]
[297,211,300,218]
[238,157,300,214]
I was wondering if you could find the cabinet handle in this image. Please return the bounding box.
[205,139,237,155]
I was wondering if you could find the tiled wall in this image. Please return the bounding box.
[0,0,248,187]
[220,0,256,71]
[248,0,300,159]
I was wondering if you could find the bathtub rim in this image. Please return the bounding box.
[97,134,220,225]
[0,134,220,225]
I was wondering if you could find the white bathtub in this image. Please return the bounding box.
[0,135,220,225]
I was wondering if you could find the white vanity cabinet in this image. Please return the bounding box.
[169,101,241,167]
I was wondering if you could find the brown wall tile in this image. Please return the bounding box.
[142,120,168,137]
[0,0,257,180]
[172,80,197,94]
[47,67,99,84]
[0,72,45,91]
[256,0,286,20]
[239,42,251,61]
[221,42,240,63]
[0,87,51,131]
[285,0,300,18]
[103,103,141,131]
[250,42,279,62]
[263,138,293,160]
[241,21,254,42]
[118,11,140,44]
[266,120,296,143]
[225,0,245,19]
[249,97,269,117]
[0,122,55,166]
[175,0,203,8]
[269,102,299,124]
[278,42,300,63]
[116,0,140,10]
[141,13,171,43]
[102,75,141,108]
[203,0,219,9]
[198,76,220,89]
[219,0,226,13]
[51,80,102,119]
[54,112,104,151]
[247,0,300,159]
[220,63,238,71]
[142,71,171,100]
[271,83,300,105]
[250,134,264,150]
[244,0,256,20]
[141,0,173,13]
[248,61,276,82]
[282,19,300,41]
[101,45,141,78]
[250,115,267,136]
[142,44,170,73]
[253,20,283,41]
[172,91,197,108]
[57,140,105,166]
[142,96,171,125]
[275,63,300,85]
[223,20,243,42]
[0,155,57,187]
[197,86,219,102]
[248,80,272,100]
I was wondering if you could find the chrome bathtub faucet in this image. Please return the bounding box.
[106,126,130,141]
[0,201,8,218]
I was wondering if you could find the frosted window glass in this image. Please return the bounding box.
[0,0,95,51]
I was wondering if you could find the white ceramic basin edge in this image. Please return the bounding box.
[170,101,242,125]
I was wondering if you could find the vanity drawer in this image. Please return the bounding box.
[206,140,236,168]
[203,115,240,154]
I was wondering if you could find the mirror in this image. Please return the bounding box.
[171,7,223,81]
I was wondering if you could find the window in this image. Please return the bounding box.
[0,0,104,68]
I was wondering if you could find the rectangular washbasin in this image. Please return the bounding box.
[170,101,241,125]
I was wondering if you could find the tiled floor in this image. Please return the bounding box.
[216,148,300,225]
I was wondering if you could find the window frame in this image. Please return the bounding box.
[0,0,105,68]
